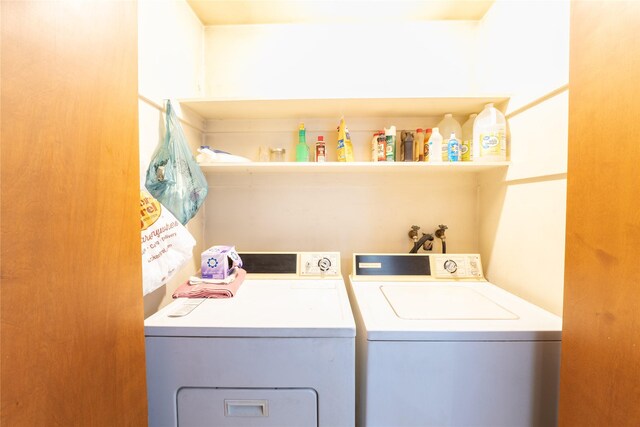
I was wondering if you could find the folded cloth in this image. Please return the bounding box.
[172,268,246,299]
[189,269,237,285]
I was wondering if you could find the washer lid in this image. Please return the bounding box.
[349,279,562,341]
[381,286,519,320]
[144,278,355,338]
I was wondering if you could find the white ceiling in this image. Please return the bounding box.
[186,0,495,25]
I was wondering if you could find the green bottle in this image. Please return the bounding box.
[296,123,309,162]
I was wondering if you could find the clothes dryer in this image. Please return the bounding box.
[145,252,355,427]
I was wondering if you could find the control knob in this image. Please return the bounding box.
[318,257,332,272]
[443,259,458,274]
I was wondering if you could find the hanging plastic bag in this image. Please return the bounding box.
[145,100,208,225]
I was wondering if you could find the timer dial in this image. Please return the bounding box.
[318,257,332,272]
[443,259,458,273]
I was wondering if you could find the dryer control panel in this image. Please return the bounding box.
[300,252,340,277]
[432,254,483,279]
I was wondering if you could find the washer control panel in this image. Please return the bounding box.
[432,254,483,279]
[300,252,340,276]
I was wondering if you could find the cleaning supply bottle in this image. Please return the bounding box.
[423,128,432,162]
[437,113,462,162]
[461,113,477,161]
[473,103,507,161]
[415,129,425,161]
[315,135,326,162]
[427,128,443,162]
[384,126,396,162]
[447,132,460,162]
[296,123,309,162]
[402,131,415,162]
[337,118,354,162]
[371,133,379,162]
[377,131,386,161]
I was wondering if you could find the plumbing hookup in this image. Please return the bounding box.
[408,224,448,253]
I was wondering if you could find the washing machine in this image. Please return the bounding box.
[348,253,562,427]
[145,252,355,427]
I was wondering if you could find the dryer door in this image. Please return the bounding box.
[177,388,317,427]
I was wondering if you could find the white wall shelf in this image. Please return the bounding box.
[198,161,510,174]
[180,96,510,120]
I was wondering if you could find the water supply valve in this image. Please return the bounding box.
[409,226,434,253]
[409,225,421,242]
[435,224,448,254]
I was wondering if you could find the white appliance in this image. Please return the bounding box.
[349,253,562,427]
[145,252,355,427]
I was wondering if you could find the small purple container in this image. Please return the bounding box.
[201,245,243,280]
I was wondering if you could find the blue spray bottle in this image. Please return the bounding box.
[447,132,460,162]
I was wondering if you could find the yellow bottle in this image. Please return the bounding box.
[337,118,354,162]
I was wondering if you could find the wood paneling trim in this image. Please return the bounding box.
[1,2,147,425]
[560,1,640,425]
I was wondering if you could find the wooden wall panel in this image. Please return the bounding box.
[560,1,640,425]
[1,2,147,425]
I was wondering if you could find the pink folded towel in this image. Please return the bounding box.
[172,268,246,299]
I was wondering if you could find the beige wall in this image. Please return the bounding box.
[476,0,570,113]
[477,0,570,315]
[203,21,479,99]
[138,0,204,102]
[138,0,206,317]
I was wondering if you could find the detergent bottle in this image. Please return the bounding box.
[437,114,462,161]
[473,103,507,161]
[461,113,477,161]
[296,123,309,162]
[427,128,443,162]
